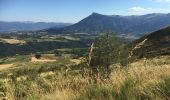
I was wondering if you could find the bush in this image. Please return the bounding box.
[89,33,129,81]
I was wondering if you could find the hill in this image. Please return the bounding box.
[0,21,72,33]
[130,26,170,58]
[0,53,170,99]
[45,13,170,39]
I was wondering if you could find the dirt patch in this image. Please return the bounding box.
[64,36,80,41]
[0,38,26,45]
[70,59,82,65]
[31,57,56,63]
[0,64,13,70]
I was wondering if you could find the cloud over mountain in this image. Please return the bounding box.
[129,7,168,14]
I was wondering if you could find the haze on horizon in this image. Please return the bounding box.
[1,0,170,23]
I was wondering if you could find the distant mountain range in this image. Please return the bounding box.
[0,21,72,33]
[45,12,170,38]
[131,26,170,58]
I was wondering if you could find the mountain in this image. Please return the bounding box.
[45,13,170,38]
[130,26,170,58]
[0,21,72,33]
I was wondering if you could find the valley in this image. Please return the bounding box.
[0,33,93,57]
[0,8,170,100]
[0,27,169,99]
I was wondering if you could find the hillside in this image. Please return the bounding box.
[45,13,170,38]
[0,54,170,99]
[0,21,72,33]
[130,26,170,58]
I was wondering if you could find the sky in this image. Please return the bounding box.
[0,0,170,23]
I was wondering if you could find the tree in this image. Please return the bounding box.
[35,52,41,59]
[89,33,128,81]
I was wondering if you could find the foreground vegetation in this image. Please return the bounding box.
[0,56,169,100]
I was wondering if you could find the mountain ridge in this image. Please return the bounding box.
[45,12,170,38]
[0,21,72,33]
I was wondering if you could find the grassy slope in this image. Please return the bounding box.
[130,26,170,58]
[0,55,169,100]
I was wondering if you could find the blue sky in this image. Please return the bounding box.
[0,0,170,23]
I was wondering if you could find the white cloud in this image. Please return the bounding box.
[129,7,147,12]
[128,7,168,15]
[129,7,148,12]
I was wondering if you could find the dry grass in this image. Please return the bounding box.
[0,56,170,100]
[31,57,56,63]
[42,88,76,100]
[40,56,170,99]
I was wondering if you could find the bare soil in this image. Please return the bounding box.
[31,57,56,63]
[0,64,13,70]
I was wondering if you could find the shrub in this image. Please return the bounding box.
[89,33,129,81]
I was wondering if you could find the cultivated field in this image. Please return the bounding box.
[0,38,26,45]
